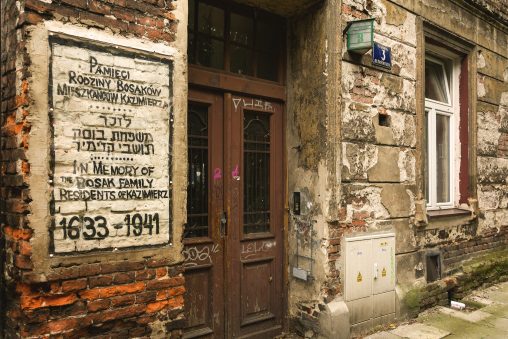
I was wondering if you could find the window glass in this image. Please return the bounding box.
[189,0,196,30]
[257,51,278,81]
[256,19,279,52]
[425,59,449,103]
[243,111,270,234]
[197,36,224,69]
[188,0,283,82]
[230,13,253,46]
[436,114,450,203]
[230,45,253,76]
[198,2,224,38]
[424,110,429,202]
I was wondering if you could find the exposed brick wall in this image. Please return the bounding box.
[1,0,27,335]
[1,1,184,337]
[497,133,508,158]
[6,259,184,337]
[410,246,508,313]
[24,0,177,42]
[441,226,508,275]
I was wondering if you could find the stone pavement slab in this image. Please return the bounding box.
[437,306,492,323]
[364,330,404,339]
[419,310,507,339]
[389,323,450,339]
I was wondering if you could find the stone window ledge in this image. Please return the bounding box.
[427,208,472,219]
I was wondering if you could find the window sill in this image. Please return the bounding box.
[427,208,471,219]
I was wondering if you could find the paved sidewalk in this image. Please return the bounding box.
[365,281,508,339]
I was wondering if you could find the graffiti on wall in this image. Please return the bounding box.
[49,38,173,253]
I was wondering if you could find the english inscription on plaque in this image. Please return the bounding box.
[49,38,173,253]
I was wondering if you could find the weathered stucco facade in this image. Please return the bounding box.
[1,0,507,338]
[286,0,508,337]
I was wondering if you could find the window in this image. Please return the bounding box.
[188,0,284,82]
[424,54,459,209]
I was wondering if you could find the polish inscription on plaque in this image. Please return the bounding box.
[49,38,172,253]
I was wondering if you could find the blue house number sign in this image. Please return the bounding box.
[372,42,392,69]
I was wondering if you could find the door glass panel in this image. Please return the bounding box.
[188,32,196,64]
[186,103,209,238]
[436,113,450,203]
[243,111,270,234]
[198,2,224,38]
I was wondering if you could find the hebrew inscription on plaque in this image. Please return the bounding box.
[49,38,173,253]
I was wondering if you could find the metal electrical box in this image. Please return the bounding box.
[345,233,396,328]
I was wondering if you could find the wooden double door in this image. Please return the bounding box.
[183,88,285,338]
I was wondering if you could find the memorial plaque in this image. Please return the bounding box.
[49,37,173,253]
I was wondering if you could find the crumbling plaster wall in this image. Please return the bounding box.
[340,0,508,293]
[287,0,507,334]
[340,0,419,291]
[286,0,342,333]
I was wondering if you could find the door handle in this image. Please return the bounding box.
[220,211,227,237]
[374,262,378,280]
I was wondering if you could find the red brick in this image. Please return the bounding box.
[20,294,78,310]
[4,226,33,240]
[111,8,136,22]
[156,286,185,300]
[135,269,155,281]
[146,300,168,313]
[89,275,113,288]
[79,282,145,300]
[90,304,145,323]
[146,258,172,268]
[111,294,136,307]
[19,240,32,256]
[52,5,80,20]
[127,23,146,36]
[88,0,111,15]
[101,261,144,274]
[24,11,44,25]
[14,254,33,269]
[25,0,54,13]
[146,276,184,290]
[47,317,89,334]
[155,267,167,278]
[135,291,157,304]
[61,0,88,9]
[167,295,184,309]
[113,272,135,284]
[87,299,111,312]
[47,264,101,281]
[137,16,164,28]
[106,0,126,6]
[24,309,50,324]
[61,278,88,292]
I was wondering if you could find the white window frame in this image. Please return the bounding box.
[425,54,459,210]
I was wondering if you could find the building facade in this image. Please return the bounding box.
[1,0,507,338]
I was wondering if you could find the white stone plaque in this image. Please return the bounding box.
[49,37,172,253]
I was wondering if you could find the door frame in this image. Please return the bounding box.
[188,65,288,334]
